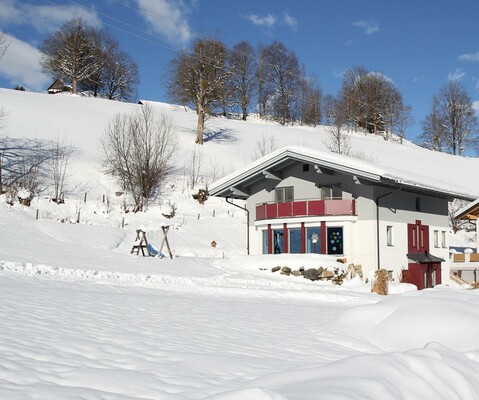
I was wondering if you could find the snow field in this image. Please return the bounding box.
[1,89,479,398]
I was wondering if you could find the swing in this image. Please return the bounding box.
[131,226,174,259]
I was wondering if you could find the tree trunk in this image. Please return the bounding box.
[196,105,205,145]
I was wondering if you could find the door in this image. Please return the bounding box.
[407,220,440,289]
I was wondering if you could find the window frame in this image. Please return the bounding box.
[274,186,294,203]
[433,230,439,248]
[386,225,393,246]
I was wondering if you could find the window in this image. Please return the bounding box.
[303,164,309,172]
[273,229,284,254]
[320,184,342,200]
[415,197,421,211]
[306,227,321,254]
[275,187,294,203]
[441,231,447,248]
[387,226,393,246]
[262,230,269,254]
[327,227,343,255]
[434,230,439,248]
[289,228,302,253]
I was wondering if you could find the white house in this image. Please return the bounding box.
[209,146,476,289]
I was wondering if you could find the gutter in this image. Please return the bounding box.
[226,197,250,255]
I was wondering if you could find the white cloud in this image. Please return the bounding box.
[353,19,379,35]
[458,52,479,62]
[247,14,277,27]
[0,0,101,33]
[0,33,50,91]
[137,0,191,45]
[473,100,479,113]
[283,12,297,31]
[448,69,466,81]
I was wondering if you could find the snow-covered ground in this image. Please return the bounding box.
[1,89,479,399]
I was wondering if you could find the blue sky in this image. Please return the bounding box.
[1,0,479,141]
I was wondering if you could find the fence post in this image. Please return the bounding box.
[84,193,87,203]
[122,217,125,228]
[36,209,39,220]
[77,211,80,224]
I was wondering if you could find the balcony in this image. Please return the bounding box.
[255,199,356,220]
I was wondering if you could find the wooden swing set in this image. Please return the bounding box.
[131,226,174,259]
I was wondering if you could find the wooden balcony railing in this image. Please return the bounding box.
[255,199,356,220]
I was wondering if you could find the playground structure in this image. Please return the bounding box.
[131,226,174,259]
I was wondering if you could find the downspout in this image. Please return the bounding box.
[226,197,250,255]
[376,191,393,270]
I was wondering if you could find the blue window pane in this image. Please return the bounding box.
[262,230,269,254]
[273,229,284,254]
[289,228,302,253]
[306,227,321,254]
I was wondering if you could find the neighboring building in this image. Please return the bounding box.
[47,79,72,94]
[209,146,475,289]
[452,200,479,283]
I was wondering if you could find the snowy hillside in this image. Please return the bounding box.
[2,88,479,199]
[1,89,479,399]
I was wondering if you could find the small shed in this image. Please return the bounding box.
[47,79,72,94]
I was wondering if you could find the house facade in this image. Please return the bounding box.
[210,147,475,289]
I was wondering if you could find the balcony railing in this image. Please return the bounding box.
[255,198,356,220]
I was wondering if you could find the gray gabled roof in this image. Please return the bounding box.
[209,146,476,201]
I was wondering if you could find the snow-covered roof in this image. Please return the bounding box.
[209,146,476,201]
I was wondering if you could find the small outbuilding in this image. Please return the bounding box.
[47,79,72,94]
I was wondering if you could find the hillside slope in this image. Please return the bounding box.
[1,88,478,199]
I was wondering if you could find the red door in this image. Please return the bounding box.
[407,220,440,290]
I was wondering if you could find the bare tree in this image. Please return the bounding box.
[167,38,232,144]
[324,98,351,155]
[298,73,322,126]
[261,41,300,125]
[79,28,117,97]
[230,41,257,121]
[339,66,411,136]
[103,50,139,101]
[101,105,177,212]
[257,43,269,119]
[430,81,478,155]
[251,133,277,160]
[51,137,75,203]
[185,146,203,189]
[40,18,98,94]
[0,137,51,196]
[449,199,469,233]
[77,28,139,100]
[419,95,447,151]
[322,94,337,126]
